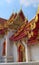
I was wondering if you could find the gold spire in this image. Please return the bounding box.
[35,5,39,22]
[37,5,39,14]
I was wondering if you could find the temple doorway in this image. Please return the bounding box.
[2,40,6,56]
[18,41,26,62]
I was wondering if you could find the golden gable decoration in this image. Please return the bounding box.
[30,22,36,30]
[10,10,25,30]
[36,5,39,14]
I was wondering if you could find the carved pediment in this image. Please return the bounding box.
[8,10,26,30]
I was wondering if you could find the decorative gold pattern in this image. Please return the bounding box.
[18,41,26,62]
[27,31,33,38]
[37,5,39,14]
[35,15,38,22]
[30,22,36,30]
[24,30,27,35]
[14,22,27,36]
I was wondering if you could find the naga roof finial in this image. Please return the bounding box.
[37,4,39,14]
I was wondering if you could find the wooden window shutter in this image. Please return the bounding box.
[2,41,6,56]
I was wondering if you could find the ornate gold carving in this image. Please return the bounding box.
[35,15,38,22]
[17,41,24,50]
[27,31,33,38]
[37,5,39,14]
[30,22,36,30]
[24,30,27,35]
[18,40,26,62]
[0,24,4,29]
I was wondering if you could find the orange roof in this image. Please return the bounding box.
[0,18,7,34]
[0,18,7,24]
[27,14,39,44]
[14,20,28,36]
[0,29,5,34]
[10,13,39,42]
[10,19,28,41]
[0,18,7,29]
[19,10,25,21]
[9,13,17,21]
[8,10,26,30]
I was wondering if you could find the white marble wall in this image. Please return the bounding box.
[30,45,39,61]
[6,30,14,56]
[12,43,18,62]
[0,36,7,62]
[4,30,39,62]
[0,37,5,57]
[21,41,39,62]
[7,30,18,62]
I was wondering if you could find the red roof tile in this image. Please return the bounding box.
[10,14,39,42]
[0,18,7,24]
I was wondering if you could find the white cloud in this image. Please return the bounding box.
[20,0,39,7]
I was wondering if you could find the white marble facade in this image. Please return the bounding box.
[0,30,39,63]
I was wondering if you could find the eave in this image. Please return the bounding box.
[10,14,39,42]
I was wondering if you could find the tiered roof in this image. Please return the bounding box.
[28,9,39,45]
[9,10,26,30]
[0,10,26,35]
[10,19,28,41]
[0,6,39,43]
[10,6,39,45]
[0,18,7,35]
[6,10,26,30]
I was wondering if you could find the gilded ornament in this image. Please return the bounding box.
[35,15,38,22]
[30,22,36,30]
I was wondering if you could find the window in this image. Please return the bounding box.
[2,41,6,56]
[18,42,26,62]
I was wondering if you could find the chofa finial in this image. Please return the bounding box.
[37,4,39,14]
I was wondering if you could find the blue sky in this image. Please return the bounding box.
[0,0,39,21]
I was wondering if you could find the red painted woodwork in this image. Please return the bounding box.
[10,14,39,45]
[18,45,23,62]
[19,10,25,21]
[0,29,5,34]
[2,41,6,56]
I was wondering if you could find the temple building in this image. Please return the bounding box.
[6,9,28,62]
[0,9,28,62]
[10,6,39,62]
[0,6,39,63]
[0,18,7,62]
